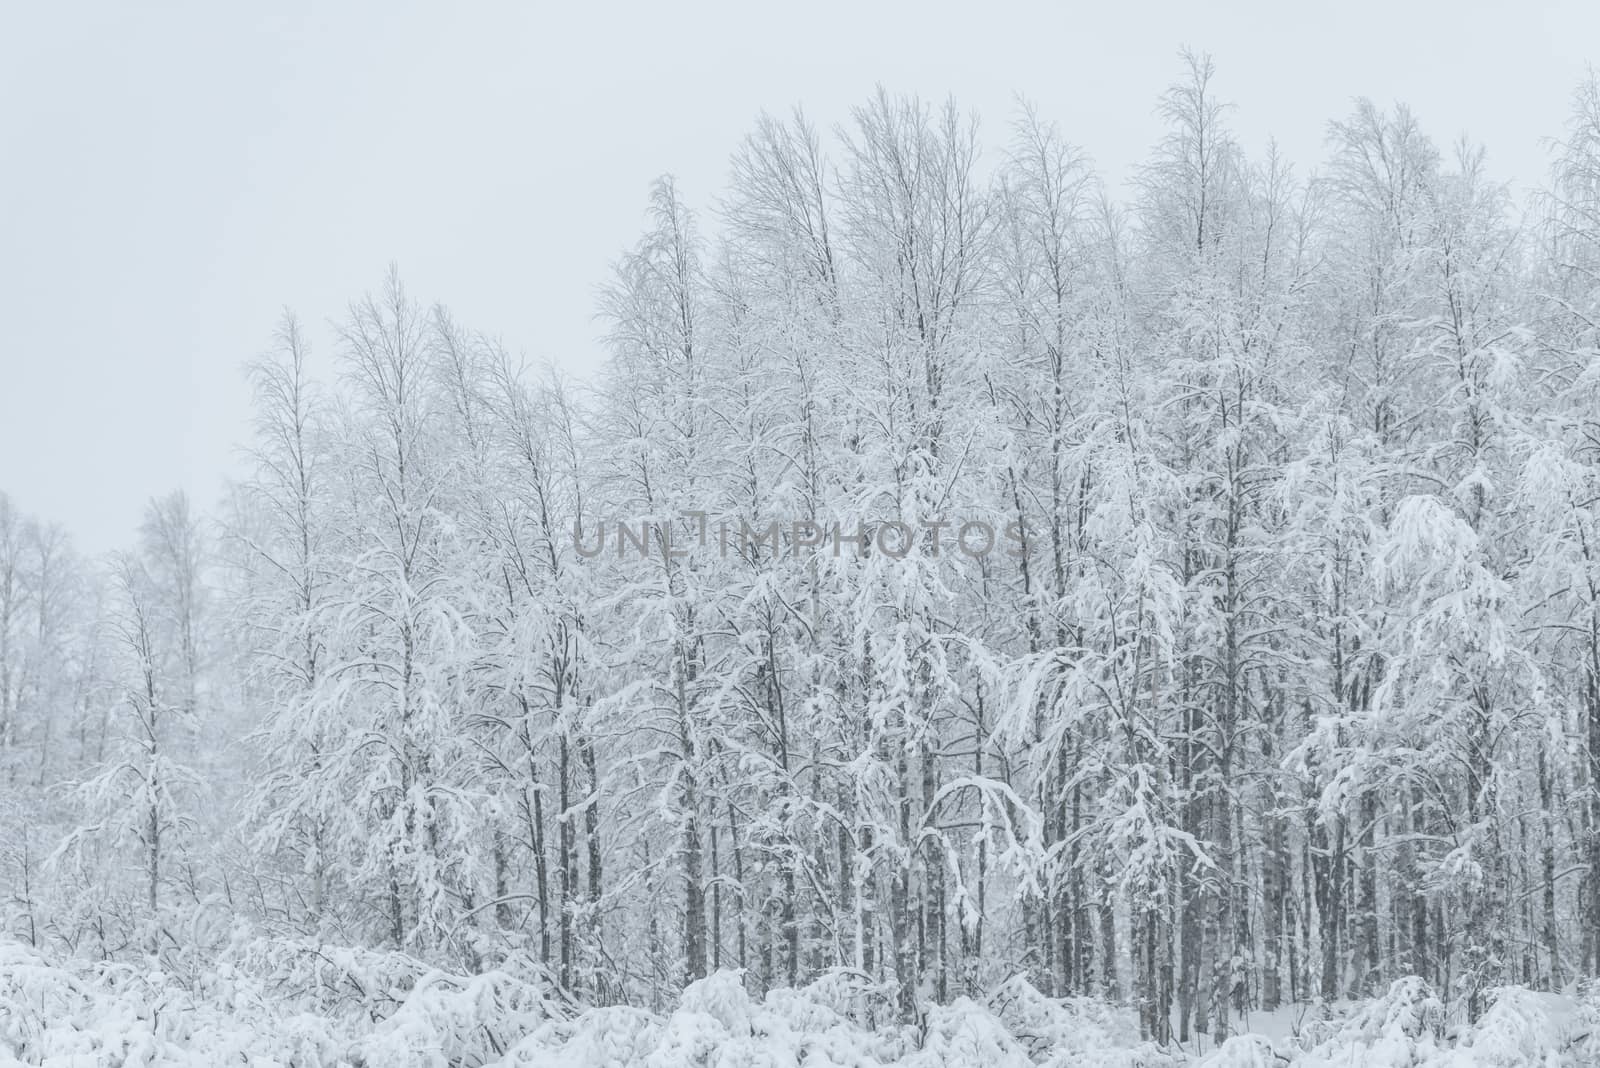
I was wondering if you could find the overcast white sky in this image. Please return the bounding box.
[2,1,1595,552]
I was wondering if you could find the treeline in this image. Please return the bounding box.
[5,53,1600,1047]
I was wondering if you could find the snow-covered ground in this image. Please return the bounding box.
[3,938,1597,1067]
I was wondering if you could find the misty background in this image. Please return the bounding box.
[2,0,1593,551]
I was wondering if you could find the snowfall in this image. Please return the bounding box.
[4,936,1599,1067]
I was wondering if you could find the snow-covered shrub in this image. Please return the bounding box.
[500,1004,663,1067]
[1293,976,1448,1066]
[0,941,86,1063]
[985,974,1167,1066]
[1443,986,1584,1067]
[678,969,758,1037]
[351,969,560,1067]
[787,967,904,1035]
[899,997,1034,1068]
[1192,1033,1281,1067]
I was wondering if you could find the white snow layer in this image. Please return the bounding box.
[3,937,1597,1067]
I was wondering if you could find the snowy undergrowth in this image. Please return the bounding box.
[1195,978,1600,1067]
[3,938,1598,1067]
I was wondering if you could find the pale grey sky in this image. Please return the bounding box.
[2,1,1594,552]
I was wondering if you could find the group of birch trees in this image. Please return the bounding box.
[10,54,1600,1046]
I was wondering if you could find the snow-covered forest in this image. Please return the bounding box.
[10,53,1600,1064]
